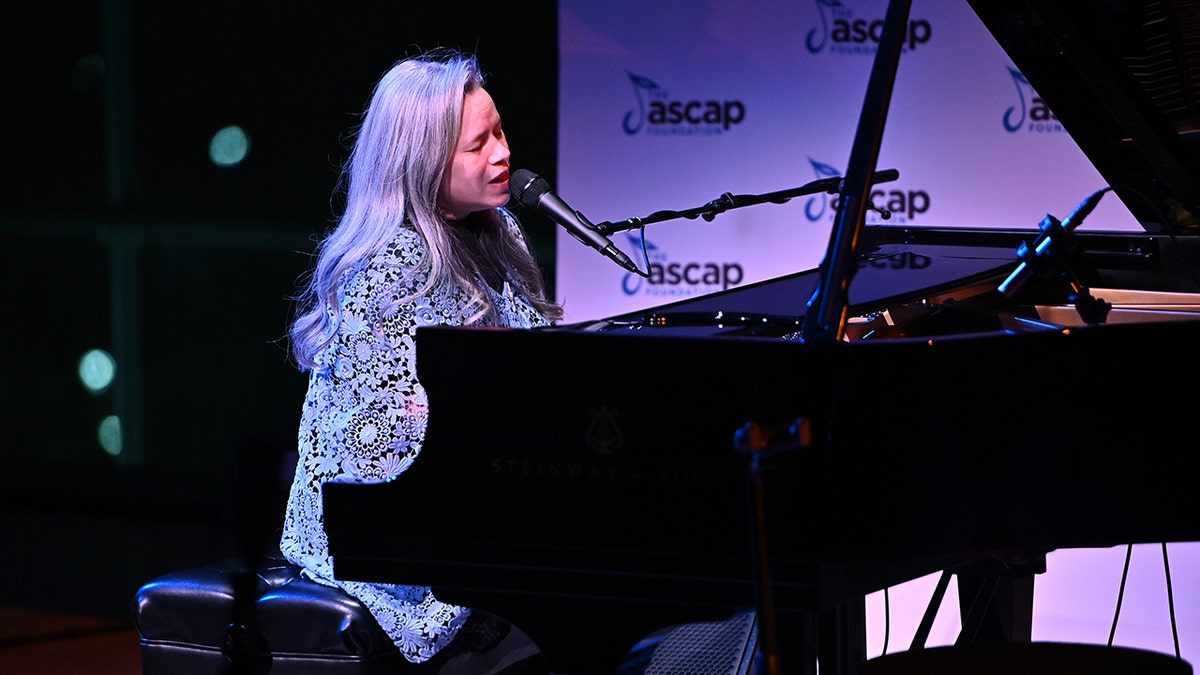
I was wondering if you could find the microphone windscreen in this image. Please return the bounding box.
[509,169,550,208]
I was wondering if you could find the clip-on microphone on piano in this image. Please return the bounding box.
[997,187,1113,325]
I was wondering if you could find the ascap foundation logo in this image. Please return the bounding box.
[622,72,746,136]
[802,157,930,224]
[806,0,932,55]
[1002,65,1064,133]
[617,231,745,298]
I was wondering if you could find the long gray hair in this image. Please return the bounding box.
[289,50,560,371]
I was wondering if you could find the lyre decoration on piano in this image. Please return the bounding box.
[584,405,624,456]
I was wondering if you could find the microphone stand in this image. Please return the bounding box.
[591,170,899,236]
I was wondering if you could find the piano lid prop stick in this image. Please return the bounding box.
[801,0,913,344]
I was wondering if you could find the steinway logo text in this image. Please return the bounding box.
[488,457,727,488]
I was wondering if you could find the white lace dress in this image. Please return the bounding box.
[279,210,552,663]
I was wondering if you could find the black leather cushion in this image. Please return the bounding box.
[133,553,408,674]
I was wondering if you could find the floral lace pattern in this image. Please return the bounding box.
[280,209,551,663]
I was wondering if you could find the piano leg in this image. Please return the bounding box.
[820,599,869,675]
[956,560,1039,644]
[907,555,1043,653]
[779,598,868,675]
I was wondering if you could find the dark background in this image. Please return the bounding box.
[1,0,559,623]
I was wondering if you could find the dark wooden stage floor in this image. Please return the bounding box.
[0,508,236,675]
[0,607,140,674]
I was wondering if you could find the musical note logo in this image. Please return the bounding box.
[805,157,843,221]
[624,71,664,135]
[1003,65,1032,132]
[807,0,847,53]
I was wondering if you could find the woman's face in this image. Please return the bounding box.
[440,88,511,220]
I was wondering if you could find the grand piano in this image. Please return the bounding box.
[323,2,1200,673]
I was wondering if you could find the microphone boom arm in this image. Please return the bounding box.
[593,169,900,235]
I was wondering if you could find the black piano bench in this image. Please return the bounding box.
[618,609,758,675]
[132,553,407,674]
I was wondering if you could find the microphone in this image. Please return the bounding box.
[509,169,641,274]
[1061,186,1110,232]
[997,187,1111,297]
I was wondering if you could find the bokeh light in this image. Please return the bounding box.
[78,348,116,394]
[209,125,251,167]
[98,415,122,457]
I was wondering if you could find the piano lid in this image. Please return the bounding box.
[966,0,1200,234]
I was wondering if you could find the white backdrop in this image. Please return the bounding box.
[554,0,1196,665]
[555,0,1140,324]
